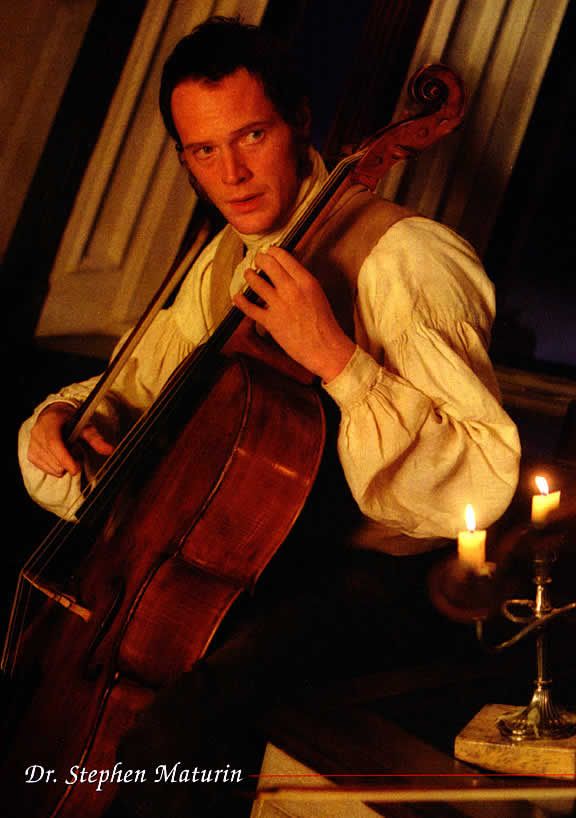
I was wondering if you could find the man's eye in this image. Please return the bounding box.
[244,129,265,145]
[194,145,214,159]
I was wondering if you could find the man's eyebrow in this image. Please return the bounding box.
[182,119,275,150]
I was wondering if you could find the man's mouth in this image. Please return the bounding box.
[227,193,263,211]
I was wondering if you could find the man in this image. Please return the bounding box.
[18,16,520,817]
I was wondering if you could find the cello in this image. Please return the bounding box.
[1,64,465,818]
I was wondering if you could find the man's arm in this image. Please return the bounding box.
[326,218,521,538]
[234,219,520,539]
[18,311,197,518]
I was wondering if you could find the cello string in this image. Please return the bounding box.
[2,575,33,676]
[14,151,362,618]
[1,575,23,674]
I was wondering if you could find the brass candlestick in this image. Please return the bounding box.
[494,545,576,741]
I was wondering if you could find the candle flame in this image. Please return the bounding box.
[535,476,549,495]
[465,504,476,532]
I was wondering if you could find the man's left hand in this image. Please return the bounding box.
[233,246,355,383]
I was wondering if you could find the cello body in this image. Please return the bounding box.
[1,357,324,818]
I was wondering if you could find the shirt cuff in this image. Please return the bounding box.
[34,395,81,421]
[322,345,381,410]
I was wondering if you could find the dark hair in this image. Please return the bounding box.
[159,16,309,146]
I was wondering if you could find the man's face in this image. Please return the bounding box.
[171,68,303,234]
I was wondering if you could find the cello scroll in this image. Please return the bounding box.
[351,64,466,190]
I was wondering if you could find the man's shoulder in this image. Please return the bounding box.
[330,185,416,233]
[305,186,416,273]
[362,216,494,332]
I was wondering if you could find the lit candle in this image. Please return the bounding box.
[531,476,560,527]
[457,504,486,571]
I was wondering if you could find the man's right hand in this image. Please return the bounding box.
[27,402,115,477]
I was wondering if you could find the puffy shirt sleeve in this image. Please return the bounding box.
[18,238,220,518]
[323,217,521,539]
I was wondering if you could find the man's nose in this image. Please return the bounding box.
[220,146,249,184]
